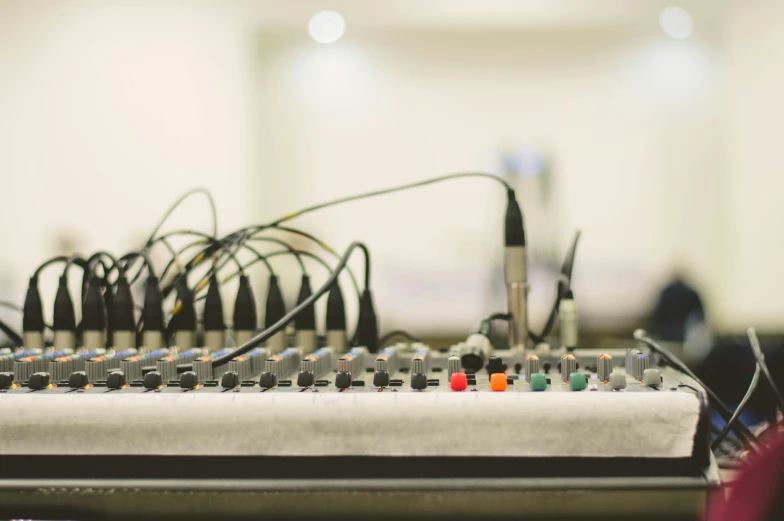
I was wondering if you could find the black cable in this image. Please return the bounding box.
[711,363,761,451]
[0,318,23,346]
[747,326,784,412]
[268,173,511,226]
[634,329,758,446]
[32,255,70,280]
[530,230,581,344]
[379,329,421,346]
[174,241,369,372]
[246,236,307,274]
[0,301,22,312]
[144,188,217,248]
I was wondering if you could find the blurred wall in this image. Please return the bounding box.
[721,0,784,330]
[0,1,259,313]
[255,28,726,333]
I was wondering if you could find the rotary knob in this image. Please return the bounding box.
[373,357,390,387]
[447,356,461,379]
[335,357,352,389]
[524,354,540,381]
[633,353,650,381]
[143,371,164,390]
[597,353,613,383]
[561,354,577,382]
[410,357,427,390]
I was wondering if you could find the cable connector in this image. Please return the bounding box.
[326,281,346,332]
[504,189,526,247]
[354,289,379,353]
[203,275,226,331]
[294,275,315,331]
[53,276,76,332]
[22,277,45,333]
[233,274,257,332]
[142,275,165,332]
[81,275,107,332]
[264,275,286,328]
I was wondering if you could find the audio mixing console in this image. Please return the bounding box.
[0,342,716,520]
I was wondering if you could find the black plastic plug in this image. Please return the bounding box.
[264,275,286,328]
[294,275,315,331]
[325,281,346,332]
[81,275,106,332]
[142,274,165,332]
[170,283,196,332]
[203,275,225,332]
[355,288,379,353]
[233,274,257,331]
[504,189,526,247]
[53,276,76,332]
[22,277,45,333]
[112,275,136,332]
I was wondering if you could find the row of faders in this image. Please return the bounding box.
[119,349,170,382]
[13,350,71,383]
[335,347,367,389]
[155,348,204,383]
[373,346,400,387]
[297,347,334,387]
[259,347,302,389]
[220,347,268,388]
[49,350,103,383]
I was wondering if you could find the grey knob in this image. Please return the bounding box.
[49,357,72,383]
[561,354,577,382]
[411,357,425,375]
[193,358,214,382]
[525,354,540,380]
[447,356,461,378]
[85,356,108,383]
[120,357,143,382]
[643,368,661,387]
[156,356,178,383]
[633,353,650,381]
[375,357,389,373]
[338,358,351,374]
[626,349,641,373]
[608,372,627,390]
[597,354,613,382]
[13,357,33,383]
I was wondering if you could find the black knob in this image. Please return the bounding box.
[107,371,127,389]
[144,371,163,389]
[28,372,51,390]
[69,371,89,389]
[335,372,352,389]
[259,372,277,389]
[297,371,315,388]
[179,371,199,389]
[221,371,240,389]
[373,370,390,387]
[410,373,428,390]
[0,372,14,390]
[486,356,507,376]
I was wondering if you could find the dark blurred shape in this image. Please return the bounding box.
[651,277,704,342]
[707,422,784,521]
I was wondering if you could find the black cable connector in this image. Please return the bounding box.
[103,283,115,347]
[294,275,315,331]
[325,281,346,332]
[203,275,226,331]
[233,275,257,331]
[53,276,76,332]
[22,277,45,333]
[504,189,526,247]
[81,275,106,332]
[170,283,197,332]
[112,275,136,332]
[142,275,165,332]
[355,289,379,353]
[264,275,286,329]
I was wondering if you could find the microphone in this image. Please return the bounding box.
[503,189,528,350]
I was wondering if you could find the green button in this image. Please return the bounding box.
[569,372,587,391]
[529,373,547,391]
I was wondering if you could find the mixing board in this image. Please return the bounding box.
[0,342,716,520]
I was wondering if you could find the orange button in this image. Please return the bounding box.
[490,373,508,391]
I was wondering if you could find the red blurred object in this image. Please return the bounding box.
[706,421,784,521]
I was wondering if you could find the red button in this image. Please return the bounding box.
[450,372,468,391]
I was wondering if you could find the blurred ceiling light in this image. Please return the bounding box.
[308,11,346,44]
[659,7,693,39]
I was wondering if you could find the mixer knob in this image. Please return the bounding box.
[297,370,315,387]
[524,354,540,381]
[156,357,178,383]
[0,372,15,390]
[143,371,164,390]
[179,371,199,389]
[561,354,577,382]
[486,356,506,376]
[608,373,627,390]
[28,372,51,390]
[626,349,641,373]
[335,357,352,389]
[373,357,390,387]
[447,356,461,379]
[106,371,127,389]
[259,372,278,389]
[221,371,240,389]
[568,372,586,391]
[643,368,661,387]
[633,354,650,381]
[597,354,613,382]
[529,372,547,391]
[450,372,468,391]
[68,371,89,389]
[410,357,427,390]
